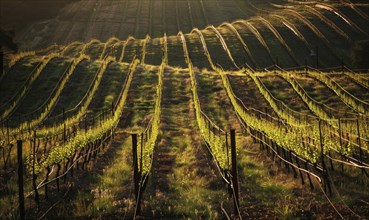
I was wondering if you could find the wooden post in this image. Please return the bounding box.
[63,108,66,144]
[225,132,232,197]
[356,118,363,162]
[338,119,344,174]
[276,144,282,166]
[259,132,263,150]
[295,156,305,185]
[225,132,230,169]
[32,132,40,210]
[289,151,297,178]
[282,148,289,172]
[356,118,364,175]
[33,129,37,153]
[328,151,334,171]
[45,167,50,199]
[271,140,275,160]
[230,129,239,215]
[17,140,25,220]
[132,134,139,200]
[64,159,70,183]
[305,161,314,190]
[265,135,270,155]
[70,151,76,177]
[140,133,144,174]
[319,120,331,195]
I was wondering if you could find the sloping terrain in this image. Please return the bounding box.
[1,0,369,219]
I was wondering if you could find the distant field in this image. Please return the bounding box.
[2,0,367,68]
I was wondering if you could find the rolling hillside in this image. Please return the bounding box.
[1,0,369,219]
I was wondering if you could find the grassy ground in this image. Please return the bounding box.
[294,74,357,118]
[196,70,238,128]
[227,72,277,115]
[258,73,313,115]
[195,67,369,219]
[142,67,229,218]
[41,133,134,218]
[11,58,71,120]
[196,68,310,219]
[1,0,369,218]
[1,62,369,218]
[86,43,105,61]
[120,64,158,132]
[19,63,159,219]
[329,73,369,103]
[197,69,273,218]
[232,22,275,68]
[63,44,84,58]
[202,29,236,70]
[185,33,211,69]
[87,62,130,113]
[219,29,253,68]
[47,60,100,118]
[167,36,188,68]
[57,64,160,218]
[0,57,42,106]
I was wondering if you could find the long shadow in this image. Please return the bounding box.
[142,69,229,218]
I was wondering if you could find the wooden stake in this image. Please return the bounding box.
[17,140,25,220]
[132,134,139,199]
[319,120,331,195]
[230,129,239,215]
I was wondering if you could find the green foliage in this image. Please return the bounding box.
[8,55,90,136]
[219,69,320,162]
[137,63,163,174]
[26,58,140,174]
[308,70,369,115]
[8,51,36,68]
[247,70,315,128]
[278,71,336,124]
[189,62,230,170]
[1,55,115,146]
[1,52,62,119]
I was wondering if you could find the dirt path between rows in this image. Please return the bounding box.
[141,67,229,218]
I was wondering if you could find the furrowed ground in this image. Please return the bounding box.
[1,0,369,219]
